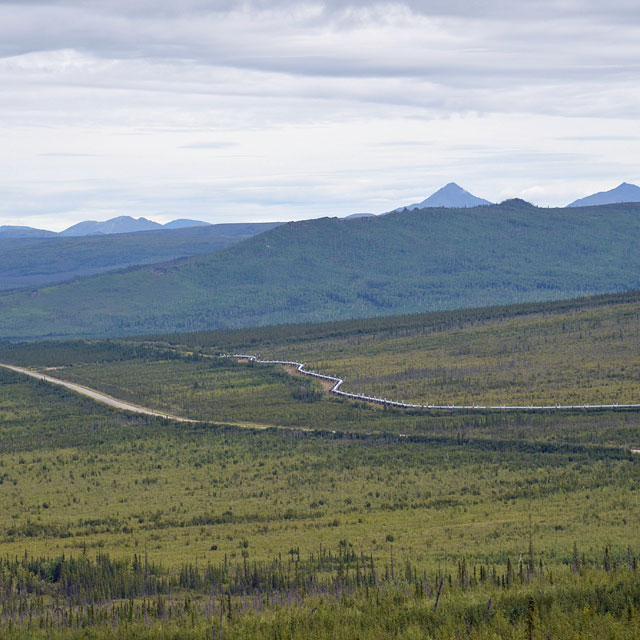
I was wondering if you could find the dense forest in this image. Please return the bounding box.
[0,222,279,292]
[1,201,640,339]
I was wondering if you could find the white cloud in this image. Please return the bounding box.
[0,1,639,228]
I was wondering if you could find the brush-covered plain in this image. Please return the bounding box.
[4,292,639,445]
[1,292,640,638]
[0,366,640,639]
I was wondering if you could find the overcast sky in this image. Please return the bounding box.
[1,1,639,230]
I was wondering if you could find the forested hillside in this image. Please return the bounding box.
[0,221,280,291]
[1,200,639,339]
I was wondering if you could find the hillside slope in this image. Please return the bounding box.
[0,225,57,238]
[1,200,639,339]
[0,222,280,291]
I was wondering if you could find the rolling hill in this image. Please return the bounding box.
[0,222,281,292]
[0,225,57,238]
[162,218,211,229]
[1,199,640,340]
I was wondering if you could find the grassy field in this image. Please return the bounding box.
[260,300,640,407]
[3,292,638,446]
[1,293,639,637]
[2,365,633,565]
[146,291,640,407]
[1,360,638,567]
[199,294,640,407]
[0,366,639,638]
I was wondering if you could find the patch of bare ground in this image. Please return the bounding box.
[283,364,335,392]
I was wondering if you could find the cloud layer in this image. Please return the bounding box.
[1,1,639,228]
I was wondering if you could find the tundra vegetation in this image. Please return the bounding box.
[0,292,639,638]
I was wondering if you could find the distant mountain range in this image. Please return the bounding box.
[4,180,640,238]
[0,216,212,239]
[391,180,640,212]
[395,182,492,211]
[60,216,163,237]
[2,199,640,340]
[567,182,640,207]
[60,216,212,237]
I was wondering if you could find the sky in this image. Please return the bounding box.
[1,1,639,231]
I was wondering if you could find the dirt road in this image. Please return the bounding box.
[0,362,197,423]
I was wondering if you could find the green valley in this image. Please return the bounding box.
[4,2,640,637]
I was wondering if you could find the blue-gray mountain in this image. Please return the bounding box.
[59,215,215,236]
[395,182,492,211]
[567,182,640,207]
[0,217,216,238]
[1,200,639,340]
[60,216,163,236]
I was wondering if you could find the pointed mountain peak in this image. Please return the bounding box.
[395,182,492,211]
[567,182,640,207]
[441,181,465,191]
